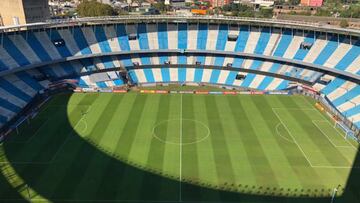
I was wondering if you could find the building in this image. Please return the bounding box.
[300,0,323,7]
[0,0,50,26]
[251,0,274,7]
[209,0,232,7]
[97,0,113,5]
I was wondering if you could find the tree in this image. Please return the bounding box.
[288,0,301,5]
[340,19,349,28]
[257,8,273,18]
[152,2,167,13]
[135,0,146,8]
[77,0,117,17]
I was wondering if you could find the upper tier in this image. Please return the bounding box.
[0,16,359,80]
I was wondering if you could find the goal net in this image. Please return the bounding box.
[334,121,356,141]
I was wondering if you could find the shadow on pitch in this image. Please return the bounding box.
[0,93,359,203]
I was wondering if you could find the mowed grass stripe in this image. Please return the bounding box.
[96,98,140,198]
[31,94,100,199]
[116,95,165,201]
[285,97,352,186]
[216,96,258,186]
[98,93,137,152]
[313,121,357,164]
[87,94,124,143]
[5,106,66,162]
[265,96,328,188]
[182,94,200,179]
[33,136,86,199]
[71,95,126,200]
[99,94,140,200]
[144,95,170,171]
[76,94,114,139]
[94,158,127,200]
[42,94,99,198]
[70,147,113,200]
[161,94,181,174]
[181,94,202,201]
[192,95,221,201]
[270,96,343,189]
[5,93,95,163]
[288,97,356,182]
[295,96,359,159]
[139,94,173,200]
[51,136,100,199]
[283,97,351,167]
[127,94,161,166]
[204,95,236,184]
[114,94,147,156]
[2,93,358,201]
[112,94,149,199]
[253,96,306,189]
[227,95,278,185]
[241,96,281,187]
[157,95,181,201]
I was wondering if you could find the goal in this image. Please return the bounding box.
[334,121,356,141]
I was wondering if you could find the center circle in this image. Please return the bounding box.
[152,119,210,145]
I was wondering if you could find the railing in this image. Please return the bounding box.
[1,15,360,36]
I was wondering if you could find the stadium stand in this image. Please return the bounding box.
[0,18,359,129]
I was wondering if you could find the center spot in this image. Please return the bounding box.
[153,119,210,145]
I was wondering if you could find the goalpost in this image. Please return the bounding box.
[334,121,357,141]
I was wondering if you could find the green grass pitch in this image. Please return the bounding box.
[0,92,359,203]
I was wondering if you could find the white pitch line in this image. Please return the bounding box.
[275,123,295,144]
[179,93,182,202]
[0,109,89,165]
[272,108,360,169]
[9,116,51,144]
[300,97,359,151]
[312,120,352,148]
[272,108,314,167]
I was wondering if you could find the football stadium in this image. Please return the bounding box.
[0,15,359,203]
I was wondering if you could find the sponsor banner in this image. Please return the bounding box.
[170,91,178,94]
[82,88,96,92]
[301,85,318,93]
[113,89,127,93]
[209,91,222,95]
[179,91,194,94]
[266,91,289,95]
[99,89,113,93]
[155,90,168,94]
[141,83,156,87]
[251,91,264,95]
[195,91,209,95]
[223,91,236,95]
[74,88,82,93]
[238,91,251,95]
[140,90,155,94]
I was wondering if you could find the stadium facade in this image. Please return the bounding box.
[0,15,359,134]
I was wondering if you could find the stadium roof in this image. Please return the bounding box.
[1,15,360,37]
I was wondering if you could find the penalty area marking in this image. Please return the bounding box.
[275,123,295,144]
[312,120,354,149]
[0,113,88,165]
[272,108,360,169]
[299,96,358,150]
